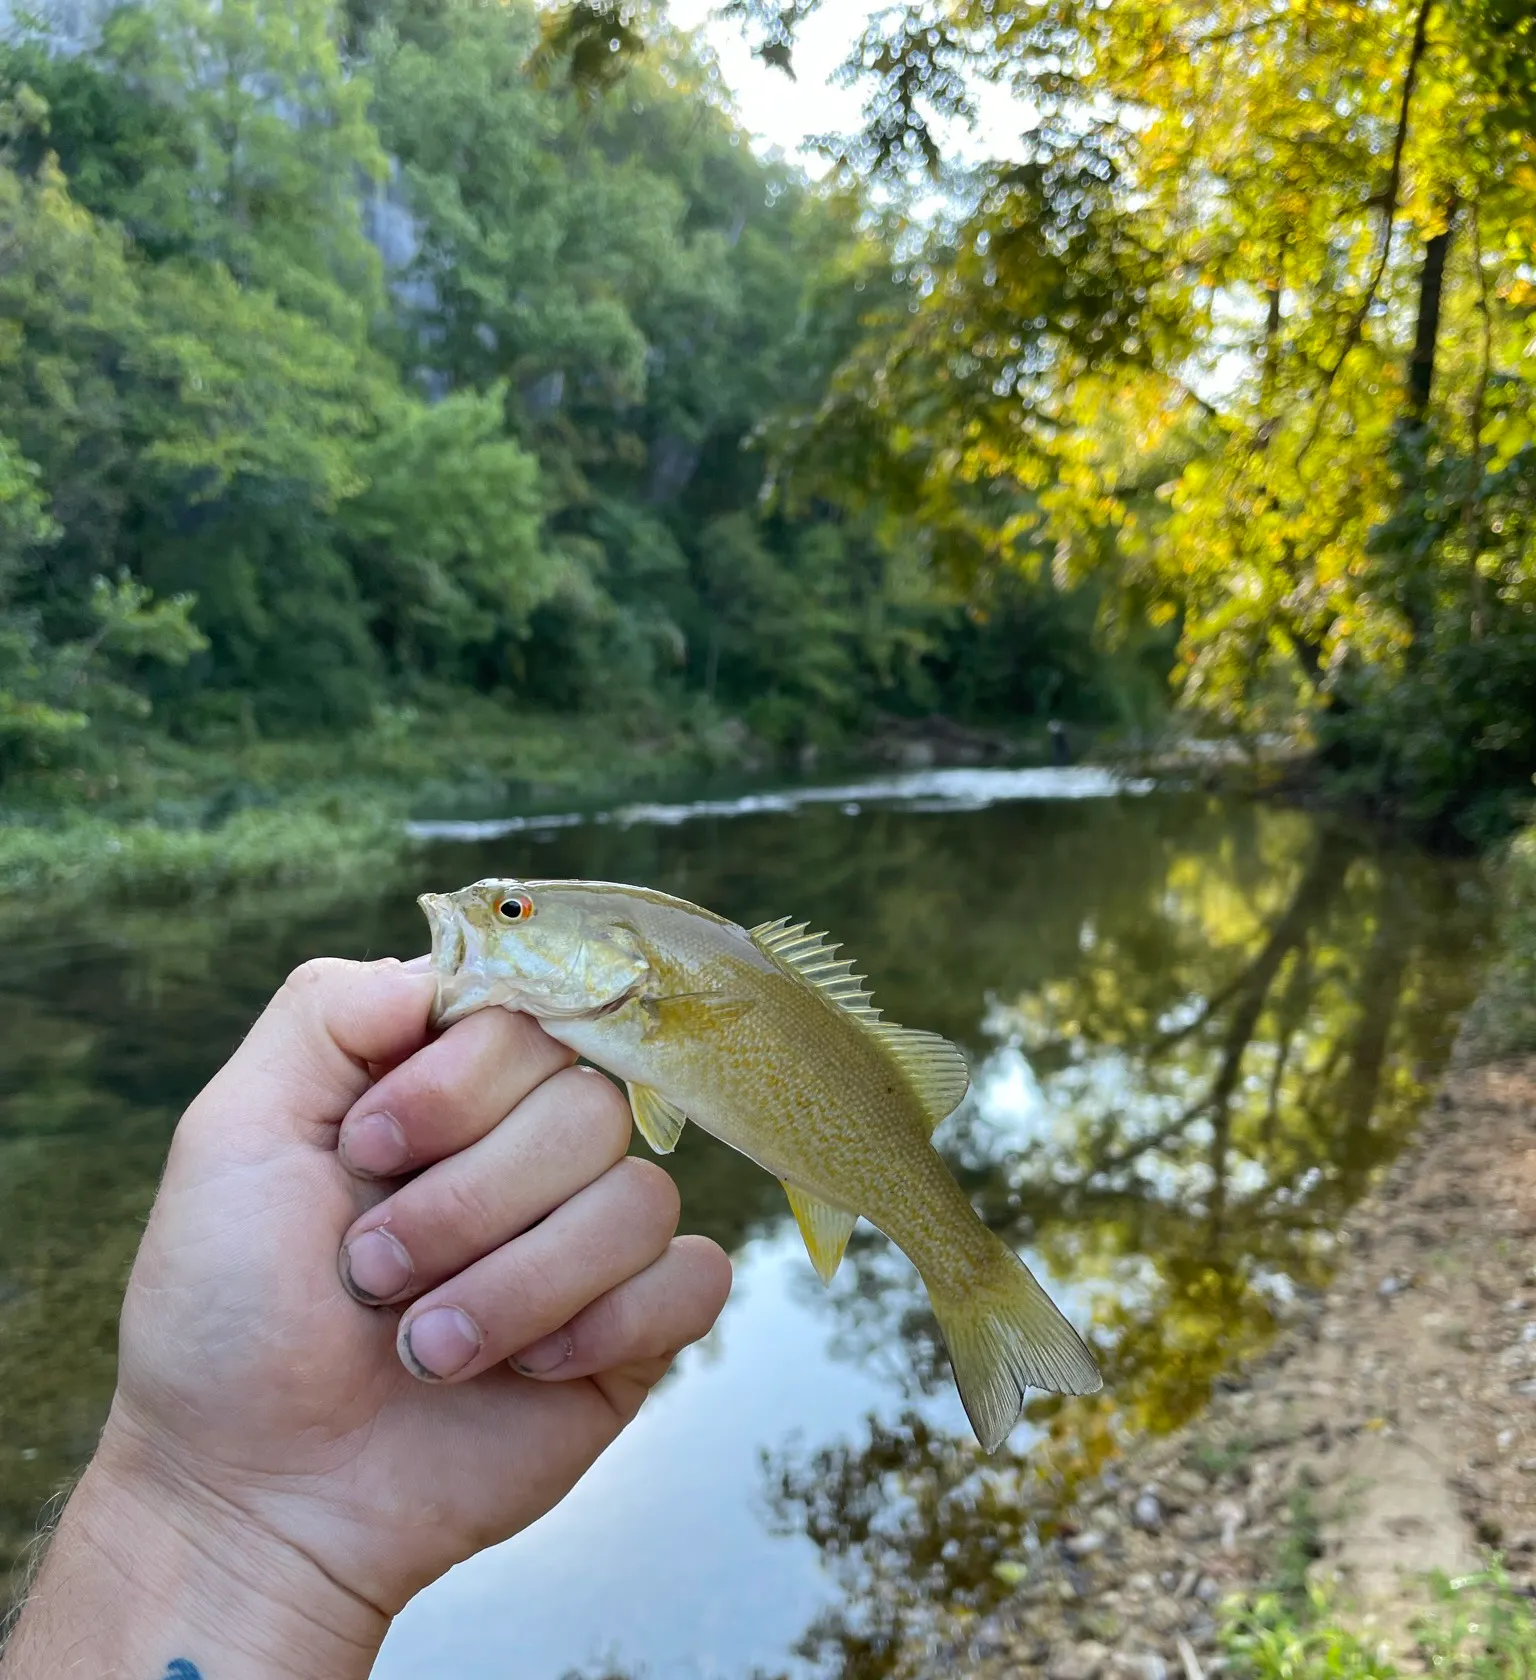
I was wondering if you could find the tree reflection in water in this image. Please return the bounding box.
[0,793,1488,1667]
[767,819,1485,1680]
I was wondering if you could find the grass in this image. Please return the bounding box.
[1221,1565,1536,1680]
[1271,1484,1327,1609]
[0,799,406,899]
[0,696,759,901]
[1188,1433,1258,1484]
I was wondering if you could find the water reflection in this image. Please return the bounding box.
[0,788,1489,1678]
[765,815,1486,1680]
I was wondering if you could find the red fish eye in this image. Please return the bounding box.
[496,891,534,922]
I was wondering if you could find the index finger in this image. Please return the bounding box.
[336,1007,577,1180]
[186,957,437,1154]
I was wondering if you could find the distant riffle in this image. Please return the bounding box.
[405,765,1158,844]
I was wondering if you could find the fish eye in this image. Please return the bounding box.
[496,891,534,922]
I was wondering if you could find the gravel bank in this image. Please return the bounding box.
[932,1049,1536,1679]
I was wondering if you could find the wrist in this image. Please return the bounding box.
[1,1411,389,1680]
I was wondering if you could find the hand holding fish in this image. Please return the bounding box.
[0,955,730,1680]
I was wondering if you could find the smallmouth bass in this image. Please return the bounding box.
[419,876,1101,1449]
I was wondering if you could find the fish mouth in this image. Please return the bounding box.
[417,893,466,1027]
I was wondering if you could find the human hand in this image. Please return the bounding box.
[1,956,730,1680]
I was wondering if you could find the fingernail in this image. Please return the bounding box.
[340,1228,413,1303]
[339,1110,409,1178]
[401,1307,482,1380]
[509,1332,574,1377]
[401,953,434,973]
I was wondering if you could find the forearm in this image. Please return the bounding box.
[0,1429,388,1680]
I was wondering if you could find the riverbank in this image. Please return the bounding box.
[930,895,1536,1680]
[0,704,1074,900]
[0,702,742,899]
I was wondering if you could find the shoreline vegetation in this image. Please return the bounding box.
[0,706,1112,900]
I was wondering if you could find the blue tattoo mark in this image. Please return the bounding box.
[163,1663,202,1680]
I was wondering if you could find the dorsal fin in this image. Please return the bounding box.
[748,917,881,1022]
[748,916,970,1128]
[868,1021,970,1128]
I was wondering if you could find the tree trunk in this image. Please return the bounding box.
[1408,204,1457,422]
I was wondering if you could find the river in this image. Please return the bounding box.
[0,770,1491,1678]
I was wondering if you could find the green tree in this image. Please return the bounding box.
[726,0,1536,834]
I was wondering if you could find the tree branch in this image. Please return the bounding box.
[1296,0,1434,466]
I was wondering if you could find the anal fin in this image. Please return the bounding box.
[781,1181,858,1284]
[627,1082,688,1155]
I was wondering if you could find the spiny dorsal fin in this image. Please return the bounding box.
[748,917,880,1022]
[748,916,969,1128]
[780,1181,859,1284]
[626,1081,688,1154]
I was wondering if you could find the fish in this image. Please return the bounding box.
[418,876,1101,1450]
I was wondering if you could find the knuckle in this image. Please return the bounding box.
[425,1169,498,1239]
[590,1285,645,1358]
[282,955,343,999]
[510,1242,565,1320]
[393,1053,456,1116]
[679,1235,734,1312]
[552,1067,633,1158]
[610,1156,681,1233]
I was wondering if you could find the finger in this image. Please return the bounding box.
[338,1066,632,1304]
[186,958,436,1153]
[337,1007,576,1181]
[394,1158,680,1383]
[507,1235,732,1381]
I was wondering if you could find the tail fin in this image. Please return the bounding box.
[928,1235,1101,1452]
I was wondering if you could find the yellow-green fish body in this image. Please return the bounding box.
[420,877,1100,1449]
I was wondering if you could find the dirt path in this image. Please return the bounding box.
[956,1050,1536,1680]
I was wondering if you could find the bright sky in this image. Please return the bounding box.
[665,0,1037,176]
[666,0,865,168]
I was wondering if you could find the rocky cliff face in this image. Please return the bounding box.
[2,0,432,313]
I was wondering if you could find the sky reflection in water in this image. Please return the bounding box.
[0,776,1491,1679]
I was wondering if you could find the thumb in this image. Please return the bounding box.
[188,957,438,1155]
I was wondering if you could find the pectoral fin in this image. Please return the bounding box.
[627,1082,688,1155]
[646,993,756,1036]
[781,1181,859,1284]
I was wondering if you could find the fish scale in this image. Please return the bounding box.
[420,875,1102,1449]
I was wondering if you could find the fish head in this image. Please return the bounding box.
[419,878,651,1029]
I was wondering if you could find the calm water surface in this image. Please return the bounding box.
[0,774,1491,1678]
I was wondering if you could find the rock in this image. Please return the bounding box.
[1148,1596,1186,1634]
[1215,1498,1246,1551]
[1169,1467,1208,1498]
[1047,1639,1110,1680]
[1109,1654,1169,1680]
[1195,1575,1223,1604]
[1127,1571,1157,1594]
[1064,1530,1106,1559]
[1133,1491,1165,1532]
[1377,1275,1403,1298]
